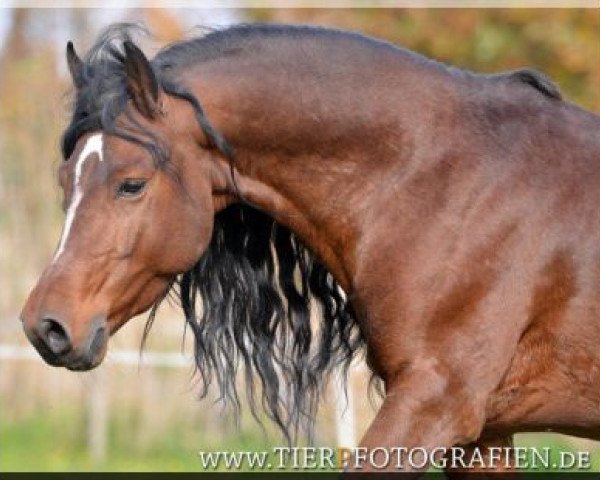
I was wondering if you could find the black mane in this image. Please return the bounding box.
[64,23,366,442]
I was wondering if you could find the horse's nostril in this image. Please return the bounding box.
[40,318,72,356]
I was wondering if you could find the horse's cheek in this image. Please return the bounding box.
[148,197,213,274]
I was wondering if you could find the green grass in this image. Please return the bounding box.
[2,409,599,472]
[2,412,187,471]
[515,433,600,472]
[0,408,274,472]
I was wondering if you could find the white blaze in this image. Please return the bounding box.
[52,133,104,263]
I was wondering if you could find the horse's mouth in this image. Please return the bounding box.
[37,343,106,371]
[45,346,106,371]
[32,342,105,371]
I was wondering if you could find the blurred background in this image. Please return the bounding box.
[0,6,599,472]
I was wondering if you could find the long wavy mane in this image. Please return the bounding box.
[63,24,366,442]
[182,205,364,441]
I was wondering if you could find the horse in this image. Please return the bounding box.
[20,23,600,473]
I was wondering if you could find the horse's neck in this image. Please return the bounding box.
[191,67,402,290]
[191,51,447,291]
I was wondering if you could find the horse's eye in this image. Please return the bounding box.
[117,179,147,197]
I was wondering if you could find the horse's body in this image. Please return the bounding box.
[20,24,600,472]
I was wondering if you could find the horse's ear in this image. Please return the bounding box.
[123,40,160,119]
[66,41,84,89]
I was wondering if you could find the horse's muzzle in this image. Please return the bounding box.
[22,313,108,371]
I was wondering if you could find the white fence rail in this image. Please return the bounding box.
[0,343,358,461]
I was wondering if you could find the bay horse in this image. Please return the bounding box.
[20,23,600,473]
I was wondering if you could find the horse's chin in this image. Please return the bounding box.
[65,346,106,371]
[65,358,103,371]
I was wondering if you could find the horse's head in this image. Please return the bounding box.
[20,40,225,370]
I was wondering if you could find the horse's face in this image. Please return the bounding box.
[20,41,218,370]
